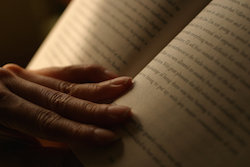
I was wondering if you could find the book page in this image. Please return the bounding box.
[27,0,210,77]
[74,0,250,166]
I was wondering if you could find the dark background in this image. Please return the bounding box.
[0,0,68,67]
[0,1,84,166]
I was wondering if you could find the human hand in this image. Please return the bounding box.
[0,64,133,146]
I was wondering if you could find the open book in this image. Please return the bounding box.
[27,0,250,166]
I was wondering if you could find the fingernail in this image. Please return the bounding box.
[94,128,120,143]
[104,70,118,78]
[108,105,132,118]
[111,77,132,86]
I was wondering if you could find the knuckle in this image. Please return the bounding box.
[0,87,14,107]
[87,84,102,94]
[85,125,96,138]
[0,68,15,80]
[83,102,99,115]
[0,89,11,101]
[71,124,85,138]
[83,103,109,121]
[101,104,109,113]
[2,64,23,75]
[71,124,96,141]
[45,90,72,110]
[106,80,113,87]
[35,109,60,133]
[57,81,75,94]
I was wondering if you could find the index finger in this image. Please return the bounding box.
[29,64,118,83]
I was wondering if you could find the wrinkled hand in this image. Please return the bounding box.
[0,64,133,146]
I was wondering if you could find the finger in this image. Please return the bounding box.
[4,64,133,102]
[67,76,133,102]
[6,64,118,83]
[0,89,119,145]
[3,72,132,126]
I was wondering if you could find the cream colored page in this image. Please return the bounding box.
[27,0,210,77]
[76,0,250,166]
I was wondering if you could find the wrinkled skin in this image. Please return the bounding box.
[0,64,133,166]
